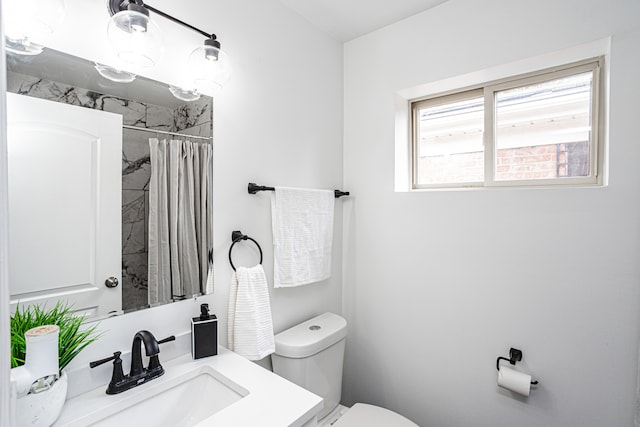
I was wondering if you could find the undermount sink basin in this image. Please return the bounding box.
[55,348,321,427]
[75,364,248,427]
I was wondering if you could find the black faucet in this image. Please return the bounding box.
[130,330,161,378]
[89,331,176,395]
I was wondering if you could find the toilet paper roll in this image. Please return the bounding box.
[498,366,531,396]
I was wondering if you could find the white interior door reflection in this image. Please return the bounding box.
[7,93,122,318]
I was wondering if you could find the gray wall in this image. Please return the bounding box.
[343,0,640,426]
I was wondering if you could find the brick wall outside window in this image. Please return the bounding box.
[418,140,589,184]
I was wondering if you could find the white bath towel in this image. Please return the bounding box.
[227,265,275,360]
[271,187,335,288]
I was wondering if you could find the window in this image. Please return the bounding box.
[411,58,603,189]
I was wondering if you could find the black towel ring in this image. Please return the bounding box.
[228,230,263,271]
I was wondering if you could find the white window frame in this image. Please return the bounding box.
[411,88,484,189]
[410,57,604,190]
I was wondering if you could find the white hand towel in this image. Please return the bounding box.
[271,187,335,288]
[227,264,275,360]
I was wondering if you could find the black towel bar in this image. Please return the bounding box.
[228,230,263,271]
[248,182,350,198]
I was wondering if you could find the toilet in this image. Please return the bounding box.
[272,312,418,427]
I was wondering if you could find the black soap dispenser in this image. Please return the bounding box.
[191,303,218,359]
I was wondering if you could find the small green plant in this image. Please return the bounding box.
[11,302,102,372]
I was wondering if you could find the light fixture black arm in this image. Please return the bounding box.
[144,4,216,40]
[108,0,217,41]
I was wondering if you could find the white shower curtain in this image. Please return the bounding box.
[148,138,212,306]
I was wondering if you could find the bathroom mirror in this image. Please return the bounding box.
[6,48,214,321]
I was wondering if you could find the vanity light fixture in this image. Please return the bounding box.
[107,0,232,97]
[107,1,163,68]
[188,38,232,97]
[3,0,66,56]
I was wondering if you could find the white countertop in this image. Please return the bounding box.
[54,347,322,427]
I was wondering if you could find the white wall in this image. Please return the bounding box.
[3,0,343,376]
[343,0,640,426]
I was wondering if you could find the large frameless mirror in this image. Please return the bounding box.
[6,47,214,322]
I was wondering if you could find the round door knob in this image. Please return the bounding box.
[105,277,119,288]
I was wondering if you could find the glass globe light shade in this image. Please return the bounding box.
[94,63,136,83]
[188,41,232,97]
[4,0,66,55]
[169,86,201,102]
[106,7,163,68]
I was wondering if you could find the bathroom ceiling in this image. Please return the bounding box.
[278,0,449,41]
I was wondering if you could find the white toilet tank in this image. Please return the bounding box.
[272,312,348,420]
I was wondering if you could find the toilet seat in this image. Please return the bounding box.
[332,403,418,427]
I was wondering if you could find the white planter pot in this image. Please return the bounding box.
[15,371,68,427]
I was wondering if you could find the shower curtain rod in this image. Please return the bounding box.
[122,124,213,141]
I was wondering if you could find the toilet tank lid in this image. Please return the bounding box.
[274,312,347,358]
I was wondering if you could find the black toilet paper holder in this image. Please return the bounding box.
[496,348,539,385]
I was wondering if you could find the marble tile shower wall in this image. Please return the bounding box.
[7,71,213,312]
